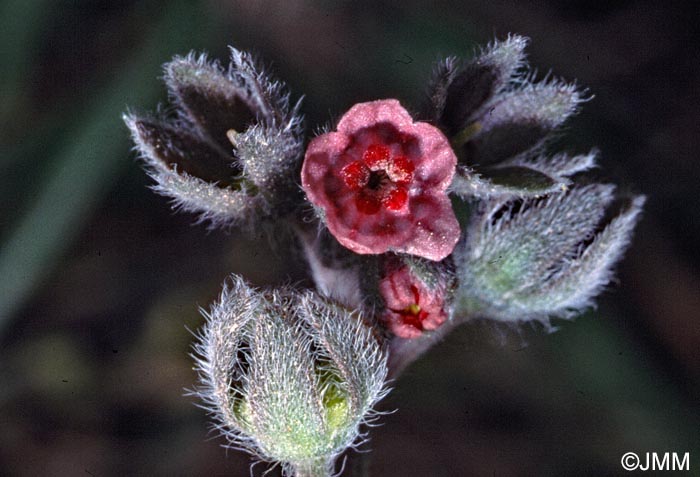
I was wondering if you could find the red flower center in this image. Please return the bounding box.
[390,284,428,331]
[340,143,414,214]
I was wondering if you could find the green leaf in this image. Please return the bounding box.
[450,164,566,199]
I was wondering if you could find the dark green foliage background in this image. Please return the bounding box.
[0,1,698,475]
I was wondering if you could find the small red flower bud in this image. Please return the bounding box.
[378,259,447,339]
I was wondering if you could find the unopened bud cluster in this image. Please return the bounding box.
[192,276,387,476]
[126,35,644,476]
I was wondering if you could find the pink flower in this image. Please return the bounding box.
[378,259,447,339]
[301,99,459,261]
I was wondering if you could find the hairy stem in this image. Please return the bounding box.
[294,458,331,477]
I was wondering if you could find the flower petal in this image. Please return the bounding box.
[411,122,458,189]
[302,100,460,261]
[403,195,460,261]
[337,99,414,135]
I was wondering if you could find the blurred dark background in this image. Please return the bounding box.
[0,1,698,475]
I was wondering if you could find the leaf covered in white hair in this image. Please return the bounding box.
[453,186,645,324]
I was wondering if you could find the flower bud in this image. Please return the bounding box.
[192,276,389,476]
[378,255,453,339]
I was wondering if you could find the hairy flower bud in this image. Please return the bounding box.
[378,255,452,339]
[452,186,645,323]
[125,48,304,228]
[192,276,389,476]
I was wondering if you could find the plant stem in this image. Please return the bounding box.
[294,458,331,477]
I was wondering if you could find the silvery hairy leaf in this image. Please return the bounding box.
[457,78,583,167]
[125,115,267,227]
[428,34,529,131]
[453,185,645,324]
[450,150,597,199]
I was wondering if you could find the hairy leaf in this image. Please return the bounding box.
[461,79,583,166]
[453,186,645,323]
[165,53,257,151]
[439,34,529,133]
[126,116,237,184]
